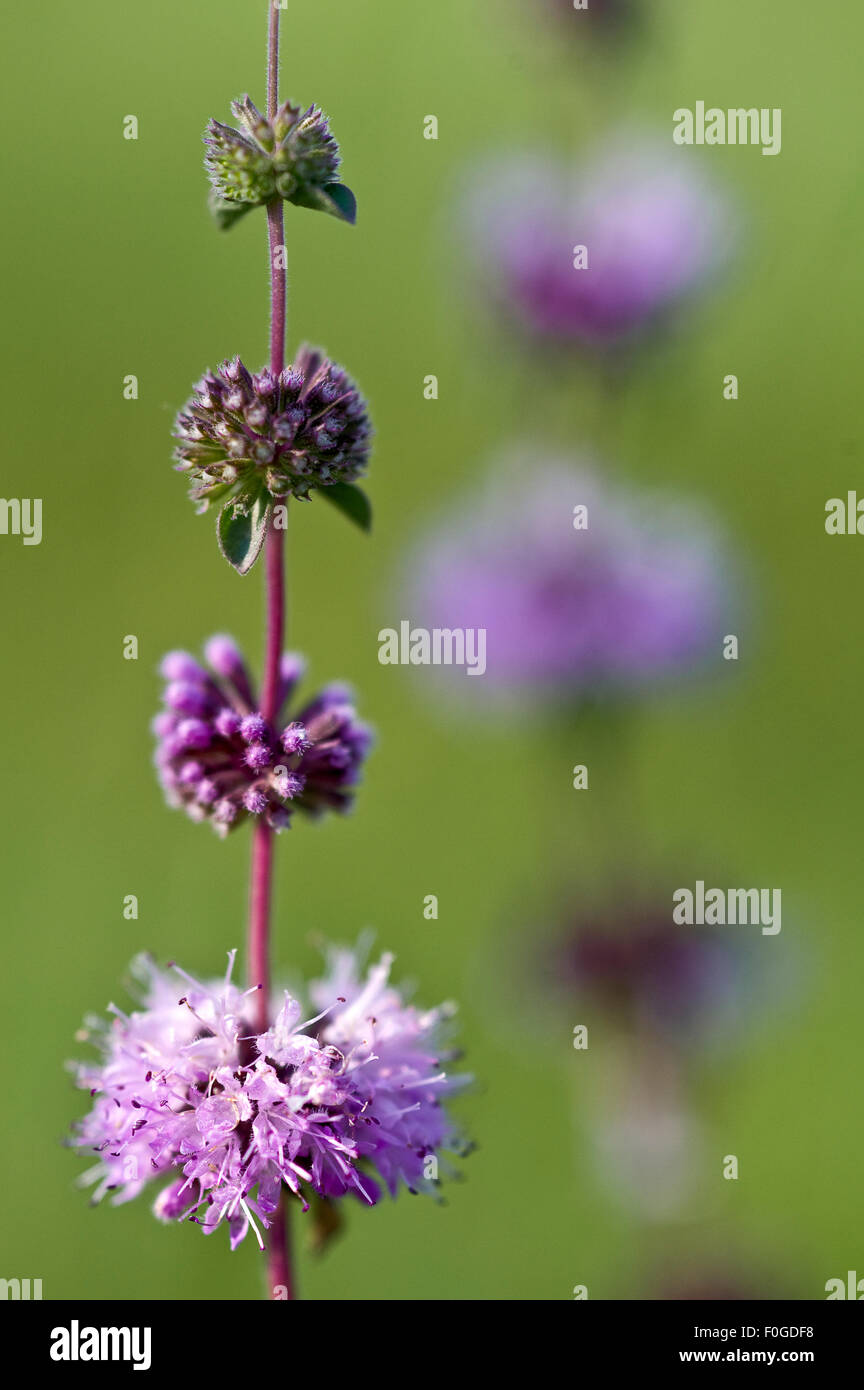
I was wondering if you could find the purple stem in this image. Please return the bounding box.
[266,1194,295,1301]
[267,1,280,122]
[267,202,287,378]
[248,0,294,1302]
[260,510,285,723]
[266,0,286,377]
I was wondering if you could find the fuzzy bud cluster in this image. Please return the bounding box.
[153,637,372,837]
[204,96,355,228]
[173,347,371,509]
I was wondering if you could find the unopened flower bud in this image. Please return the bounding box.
[173,345,372,524]
[204,95,356,229]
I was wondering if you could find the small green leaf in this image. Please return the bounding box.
[191,478,244,512]
[217,486,272,574]
[318,482,372,532]
[209,192,256,230]
[321,183,357,225]
[289,182,357,225]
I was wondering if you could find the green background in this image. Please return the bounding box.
[2,0,861,1300]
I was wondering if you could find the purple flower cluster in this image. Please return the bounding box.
[412,455,732,704]
[465,140,731,350]
[547,909,748,1043]
[544,0,635,34]
[71,948,467,1250]
[173,346,372,508]
[153,636,371,836]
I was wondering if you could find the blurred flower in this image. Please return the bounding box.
[71,947,468,1250]
[153,636,371,836]
[586,1045,703,1220]
[464,138,732,350]
[543,0,637,36]
[173,347,372,509]
[545,886,776,1219]
[658,1268,770,1300]
[546,903,752,1045]
[412,455,732,705]
[204,96,355,229]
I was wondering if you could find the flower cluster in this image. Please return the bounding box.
[153,636,371,836]
[412,454,732,704]
[204,96,355,228]
[465,140,731,350]
[173,347,372,509]
[545,0,636,35]
[71,947,468,1250]
[546,908,749,1043]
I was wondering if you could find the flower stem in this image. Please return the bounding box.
[260,515,286,725]
[266,1190,295,1300]
[267,1,280,122]
[247,0,295,1302]
[249,821,274,1034]
[267,200,286,377]
[266,0,286,377]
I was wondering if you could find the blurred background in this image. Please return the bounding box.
[1,0,862,1300]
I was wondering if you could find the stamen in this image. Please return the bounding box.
[296,997,347,1032]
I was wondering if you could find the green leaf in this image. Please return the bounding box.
[217,486,272,574]
[191,478,244,512]
[289,182,357,225]
[208,191,256,230]
[320,183,357,225]
[318,482,372,532]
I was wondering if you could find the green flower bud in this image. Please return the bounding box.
[203,95,356,229]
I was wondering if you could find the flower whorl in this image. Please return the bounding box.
[204,95,356,228]
[173,347,372,509]
[153,636,372,837]
[71,947,469,1250]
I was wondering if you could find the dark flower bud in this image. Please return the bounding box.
[173,345,373,571]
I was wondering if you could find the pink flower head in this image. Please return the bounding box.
[465,137,732,351]
[154,636,372,836]
[71,947,469,1250]
[412,454,734,706]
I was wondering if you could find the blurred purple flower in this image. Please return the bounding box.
[587,1050,703,1219]
[153,636,371,836]
[71,947,468,1250]
[659,1271,769,1300]
[544,0,636,35]
[412,456,733,705]
[465,138,732,350]
[545,902,751,1043]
